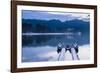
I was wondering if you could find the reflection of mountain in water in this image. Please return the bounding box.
[22,32,89,47]
[22,19,90,47]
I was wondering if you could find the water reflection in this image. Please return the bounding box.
[22,32,89,47]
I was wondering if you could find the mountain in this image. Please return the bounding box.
[22,19,90,33]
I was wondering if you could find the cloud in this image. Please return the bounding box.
[47,12,90,22]
[47,12,71,16]
[22,10,90,22]
[37,44,90,61]
[38,51,58,61]
[22,44,90,62]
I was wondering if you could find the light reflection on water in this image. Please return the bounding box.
[22,32,89,47]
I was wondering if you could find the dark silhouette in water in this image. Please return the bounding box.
[65,45,71,53]
[73,43,79,54]
[57,43,79,61]
[57,43,63,53]
[57,43,79,54]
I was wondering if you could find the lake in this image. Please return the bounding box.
[22,32,90,62]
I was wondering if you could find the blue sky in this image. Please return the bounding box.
[22,10,90,22]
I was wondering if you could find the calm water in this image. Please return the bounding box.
[22,32,90,62]
[22,32,89,47]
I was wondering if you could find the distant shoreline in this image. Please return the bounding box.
[22,32,78,36]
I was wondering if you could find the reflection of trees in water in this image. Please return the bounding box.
[34,35,53,44]
[22,35,54,46]
[22,35,65,46]
[22,35,33,46]
[22,32,89,47]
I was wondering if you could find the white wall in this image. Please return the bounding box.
[0,0,99,73]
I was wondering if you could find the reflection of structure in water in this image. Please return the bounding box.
[57,43,79,61]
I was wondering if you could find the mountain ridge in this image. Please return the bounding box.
[22,19,90,33]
